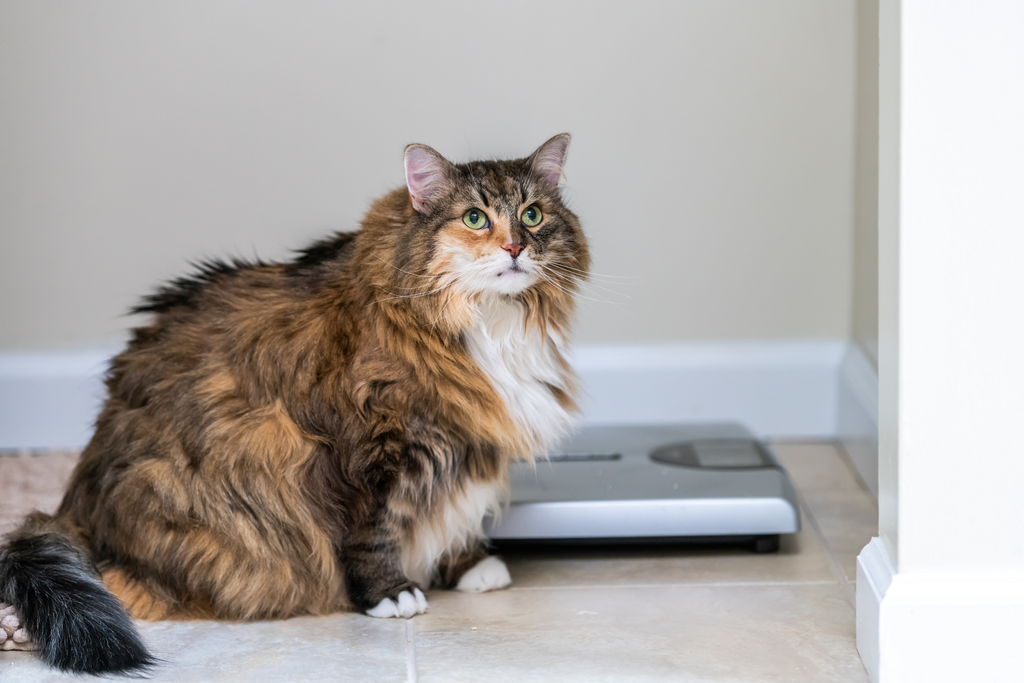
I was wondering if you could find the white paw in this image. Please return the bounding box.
[365,588,428,619]
[455,556,512,593]
[0,603,37,651]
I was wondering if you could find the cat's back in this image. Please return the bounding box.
[93,232,363,440]
[133,231,359,321]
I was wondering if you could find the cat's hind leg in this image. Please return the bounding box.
[0,603,37,651]
[101,567,218,621]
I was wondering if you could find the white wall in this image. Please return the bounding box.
[859,2,1024,680]
[852,0,879,369]
[836,0,880,499]
[0,0,856,351]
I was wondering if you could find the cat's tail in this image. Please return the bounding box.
[0,512,155,674]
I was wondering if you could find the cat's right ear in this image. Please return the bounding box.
[404,144,455,215]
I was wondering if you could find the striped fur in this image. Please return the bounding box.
[0,135,588,673]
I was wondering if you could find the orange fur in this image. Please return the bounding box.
[31,136,589,621]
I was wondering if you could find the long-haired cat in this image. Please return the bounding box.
[0,135,588,673]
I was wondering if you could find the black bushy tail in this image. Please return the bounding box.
[0,516,155,675]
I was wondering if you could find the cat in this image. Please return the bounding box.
[0,135,589,673]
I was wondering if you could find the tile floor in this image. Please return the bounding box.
[0,442,876,682]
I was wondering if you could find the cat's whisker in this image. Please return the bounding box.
[539,271,630,318]
[372,254,441,279]
[539,270,630,311]
[543,265,627,286]
[367,280,457,306]
[545,262,638,282]
[543,265,632,298]
[430,286,461,339]
[535,267,621,306]
[390,279,449,291]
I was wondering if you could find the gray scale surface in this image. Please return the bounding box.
[486,423,800,541]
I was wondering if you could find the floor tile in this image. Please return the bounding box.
[413,583,869,683]
[1,444,876,682]
[769,443,878,583]
[2,613,409,683]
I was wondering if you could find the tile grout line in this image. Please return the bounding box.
[507,579,838,591]
[792,487,857,607]
[405,617,418,683]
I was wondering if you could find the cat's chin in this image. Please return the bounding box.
[484,267,537,295]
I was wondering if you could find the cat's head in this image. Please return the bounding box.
[358,135,589,336]
[401,134,588,301]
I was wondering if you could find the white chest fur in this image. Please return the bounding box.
[463,295,577,457]
[400,297,576,588]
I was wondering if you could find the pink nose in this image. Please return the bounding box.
[503,243,524,258]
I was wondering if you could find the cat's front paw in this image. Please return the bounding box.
[365,588,428,619]
[455,556,512,593]
[0,603,37,651]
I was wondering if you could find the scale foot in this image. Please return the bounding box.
[751,535,780,553]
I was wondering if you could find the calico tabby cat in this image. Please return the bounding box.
[0,135,588,673]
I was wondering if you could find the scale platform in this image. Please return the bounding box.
[486,423,800,553]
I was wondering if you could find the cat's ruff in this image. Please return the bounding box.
[465,293,577,458]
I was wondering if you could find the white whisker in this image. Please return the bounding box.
[543,265,632,298]
[431,287,459,338]
[367,281,457,306]
[545,262,638,281]
[536,267,622,306]
[372,254,443,279]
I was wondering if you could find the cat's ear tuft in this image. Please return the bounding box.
[529,134,571,187]
[404,144,455,215]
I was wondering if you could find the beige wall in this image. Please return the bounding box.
[852,0,880,367]
[0,1,855,351]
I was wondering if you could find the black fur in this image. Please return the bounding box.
[284,232,358,277]
[0,531,155,674]
[131,257,261,314]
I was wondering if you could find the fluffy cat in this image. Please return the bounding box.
[0,135,589,673]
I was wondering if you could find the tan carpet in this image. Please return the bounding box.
[0,451,80,536]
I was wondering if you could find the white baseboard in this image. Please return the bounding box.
[837,343,879,497]
[0,346,118,450]
[857,537,1024,683]
[573,340,844,438]
[0,339,847,449]
[857,537,895,682]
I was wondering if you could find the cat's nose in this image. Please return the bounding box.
[503,243,524,259]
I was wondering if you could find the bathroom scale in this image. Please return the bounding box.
[486,423,800,553]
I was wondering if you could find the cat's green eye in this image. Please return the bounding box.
[463,209,489,230]
[521,205,543,228]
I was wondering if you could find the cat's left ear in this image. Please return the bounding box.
[529,133,571,187]
[404,144,455,215]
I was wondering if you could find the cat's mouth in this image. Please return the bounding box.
[497,262,528,277]
[484,259,539,294]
